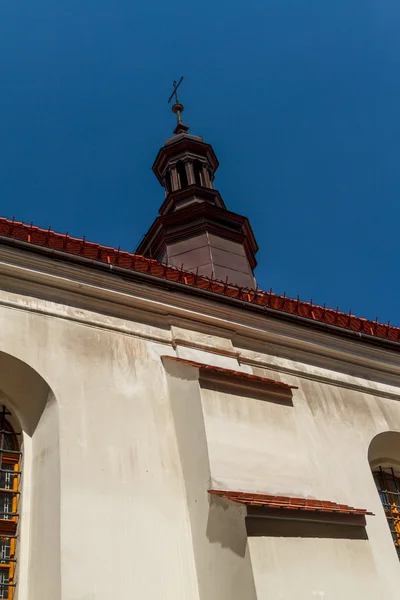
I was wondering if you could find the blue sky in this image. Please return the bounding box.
[1,0,399,324]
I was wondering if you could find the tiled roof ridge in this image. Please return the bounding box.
[0,216,399,343]
[208,489,374,516]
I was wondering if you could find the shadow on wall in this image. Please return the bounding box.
[0,351,51,435]
[206,494,249,557]
[200,379,294,407]
[245,516,369,540]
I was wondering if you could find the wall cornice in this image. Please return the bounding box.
[0,246,400,398]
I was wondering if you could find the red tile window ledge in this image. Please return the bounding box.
[161,356,297,394]
[209,490,374,517]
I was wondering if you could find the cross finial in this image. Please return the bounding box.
[167,76,189,135]
[168,77,184,105]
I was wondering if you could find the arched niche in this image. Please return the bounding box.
[0,351,60,600]
[368,431,400,473]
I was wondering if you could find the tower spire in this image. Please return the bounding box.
[136,85,259,288]
[168,77,189,135]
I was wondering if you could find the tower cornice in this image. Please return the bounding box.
[158,184,226,216]
[136,202,258,276]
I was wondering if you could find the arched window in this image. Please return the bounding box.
[0,406,21,599]
[176,161,188,189]
[165,171,172,194]
[208,168,214,188]
[193,160,203,186]
[373,467,400,558]
[369,431,400,559]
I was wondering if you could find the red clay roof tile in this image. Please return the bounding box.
[161,356,297,390]
[208,490,374,516]
[0,217,398,344]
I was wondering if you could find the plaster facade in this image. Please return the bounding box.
[1,244,400,599]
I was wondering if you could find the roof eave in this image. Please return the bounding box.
[1,232,400,352]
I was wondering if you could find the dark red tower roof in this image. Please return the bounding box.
[136,99,258,288]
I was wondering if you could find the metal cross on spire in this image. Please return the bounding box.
[167,76,189,134]
[168,76,184,105]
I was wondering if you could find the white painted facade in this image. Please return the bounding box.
[1,243,400,599]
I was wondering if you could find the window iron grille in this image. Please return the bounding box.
[373,467,400,559]
[0,406,22,599]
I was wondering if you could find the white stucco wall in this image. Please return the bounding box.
[198,368,400,598]
[1,248,400,599]
[250,536,386,600]
[163,358,257,600]
[0,299,198,600]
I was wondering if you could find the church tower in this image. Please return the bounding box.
[136,80,258,288]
